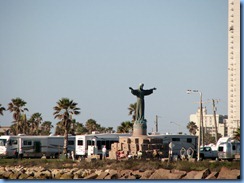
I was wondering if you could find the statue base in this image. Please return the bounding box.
[133,119,147,136]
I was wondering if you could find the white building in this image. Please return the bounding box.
[190,108,227,138]
[227,0,240,136]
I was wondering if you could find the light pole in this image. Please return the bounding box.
[187,89,204,161]
[170,121,181,134]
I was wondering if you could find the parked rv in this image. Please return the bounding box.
[148,134,198,158]
[75,132,131,159]
[217,137,240,161]
[0,135,75,158]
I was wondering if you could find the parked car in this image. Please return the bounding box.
[200,146,218,160]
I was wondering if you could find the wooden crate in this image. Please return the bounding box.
[119,137,130,143]
[130,144,139,151]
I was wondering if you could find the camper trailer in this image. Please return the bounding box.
[148,133,198,158]
[75,132,131,159]
[217,137,240,160]
[0,135,75,158]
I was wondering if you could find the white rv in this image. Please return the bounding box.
[217,137,240,160]
[148,133,198,158]
[75,132,131,159]
[0,135,75,158]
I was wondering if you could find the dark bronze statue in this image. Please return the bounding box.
[129,83,156,121]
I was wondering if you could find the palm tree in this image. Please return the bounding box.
[0,104,6,116]
[8,98,28,134]
[55,119,78,135]
[53,98,80,156]
[117,121,133,133]
[20,113,28,134]
[10,124,17,135]
[28,113,43,135]
[186,121,198,135]
[75,122,88,135]
[232,127,240,141]
[204,132,222,145]
[55,121,65,135]
[128,103,137,122]
[85,119,98,133]
[105,127,114,133]
[40,121,53,135]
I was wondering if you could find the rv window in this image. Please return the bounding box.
[97,141,101,150]
[87,140,95,146]
[68,140,74,145]
[34,141,41,153]
[0,139,6,146]
[23,140,32,145]
[106,141,110,150]
[218,146,224,152]
[98,141,106,150]
[11,140,17,145]
[187,138,192,143]
[172,138,180,141]
[77,140,83,146]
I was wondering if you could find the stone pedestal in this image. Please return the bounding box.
[133,119,147,136]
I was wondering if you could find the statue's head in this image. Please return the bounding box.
[139,83,144,90]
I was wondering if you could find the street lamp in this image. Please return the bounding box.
[170,121,182,134]
[187,89,204,161]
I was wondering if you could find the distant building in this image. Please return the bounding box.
[0,126,11,135]
[190,108,227,138]
[227,0,240,136]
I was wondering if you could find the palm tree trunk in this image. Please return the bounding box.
[63,120,68,157]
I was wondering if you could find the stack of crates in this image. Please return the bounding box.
[122,143,130,152]
[141,143,148,151]
[130,143,139,155]
[111,142,118,152]
[109,151,117,159]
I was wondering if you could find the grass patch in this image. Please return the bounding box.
[0,158,240,172]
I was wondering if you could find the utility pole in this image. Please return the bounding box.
[210,99,220,144]
[154,115,161,133]
[200,93,204,147]
[187,89,203,161]
[155,115,158,133]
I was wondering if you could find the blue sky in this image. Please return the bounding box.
[0,0,231,135]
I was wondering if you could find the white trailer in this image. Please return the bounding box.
[0,135,75,158]
[75,132,131,159]
[217,137,240,161]
[148,134,198,158]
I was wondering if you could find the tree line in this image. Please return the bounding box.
[0,99,240,144]
[0,98,136,136]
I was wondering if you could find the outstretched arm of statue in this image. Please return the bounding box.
[129,87,139,96]
[153,88,157,90]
